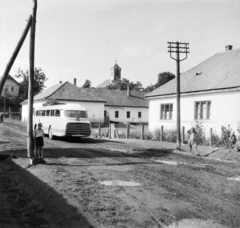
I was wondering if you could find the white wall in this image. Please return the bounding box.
[2,79,20,97]
[21,100,105,123]
[148,89,240,137]
[105,106,148,123]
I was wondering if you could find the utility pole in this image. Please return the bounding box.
[27,0,37,159]
[4,88,6,118]
[0,15,32,95]
[168,42,189,150]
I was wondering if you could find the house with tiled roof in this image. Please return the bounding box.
[145,45,240,137]
[1,75,20,97]
[85,88,149,124]
[21,81,106,123]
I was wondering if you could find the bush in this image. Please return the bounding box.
[153,128,161,141]
[211,126,232,148]
[144,131,154,140]
[163,129,177,143]
[190,120,208,145]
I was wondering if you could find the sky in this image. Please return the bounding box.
[0,0,240,89]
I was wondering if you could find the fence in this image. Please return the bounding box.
[97,123,216,146]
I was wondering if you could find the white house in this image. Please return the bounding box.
[21,81,106,123]
[145,45,240,138]
[85,88,149,124]
[1,75,20,97]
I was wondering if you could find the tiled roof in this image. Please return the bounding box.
[22,82,105,104]
[146,48,240,98]
[84,88,149,108]
[7,75,20,85]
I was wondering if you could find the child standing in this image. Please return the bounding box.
[34,123,44,162]
[188,127,200,156]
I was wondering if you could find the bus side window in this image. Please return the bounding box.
[46,110,50,116]
[55,110,60,117]
[36,111,39,116]
[50,110,54,116]
[42,110,45,116]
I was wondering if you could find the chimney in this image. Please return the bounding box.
[225,45,233,51]
[74,78,77,85]
[127,86,130,96]
[59,81,62,84]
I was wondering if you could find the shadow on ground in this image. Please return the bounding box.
[0,146,175,160]
[0,157,94,228]
[46,136,124,144]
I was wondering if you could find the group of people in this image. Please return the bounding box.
[187,126,238,155]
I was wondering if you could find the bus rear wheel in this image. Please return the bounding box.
[48,127,54,140]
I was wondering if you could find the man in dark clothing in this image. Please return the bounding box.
[0,114,3,124]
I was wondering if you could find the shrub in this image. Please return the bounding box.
[153,128,161,141]
[190,120,208,145]
[144,131,154,140]
[129,132,140,139]
[163,129,177,143]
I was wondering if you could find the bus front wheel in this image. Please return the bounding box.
[48,127,54,140]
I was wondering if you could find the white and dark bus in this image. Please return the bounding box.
[33,104,91,140]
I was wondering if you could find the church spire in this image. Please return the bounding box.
[110,60,122,83]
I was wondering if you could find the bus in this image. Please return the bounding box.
[33,104,91,140]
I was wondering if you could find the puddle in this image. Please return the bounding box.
[227,176,240,181]
[99,180,141,186]
[154,160,186,166]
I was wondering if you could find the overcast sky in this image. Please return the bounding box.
[0,0,240,89]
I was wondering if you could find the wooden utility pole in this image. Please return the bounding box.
[168,42,189,150]
[4,88,6,118]
[0,15,32,95]
[27,0,37,158]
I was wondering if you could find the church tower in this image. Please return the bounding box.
[110,61,122,84]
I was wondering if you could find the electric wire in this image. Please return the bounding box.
[0,0,31,41]
[180,62,195,100]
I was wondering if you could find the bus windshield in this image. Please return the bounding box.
[64,110,88,118]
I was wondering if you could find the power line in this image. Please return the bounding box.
[0,0,31,39]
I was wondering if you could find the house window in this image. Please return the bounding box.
[138,112,142,118]
[115,111,119,118]
[126,111,130,118]
[160,103,173,120]
[195,101,211,120]
[11,86,14,92]
[5,86,9,92]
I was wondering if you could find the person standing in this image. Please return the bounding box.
[0,114,4,124]
[188,127,200,156]
[34,123,44,162]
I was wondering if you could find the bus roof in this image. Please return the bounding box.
[36,103,86,110]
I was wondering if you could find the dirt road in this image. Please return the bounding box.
[0,120,240,228]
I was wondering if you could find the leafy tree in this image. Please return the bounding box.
[144,71,175,92]
[15,67,48,99]
[156,72,175,88]
[106,78,143,91]
[82,79,92,88]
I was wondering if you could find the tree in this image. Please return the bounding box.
[82,79,91,88]
[15,67,48,99]
[106,78,143,91]
[144,71,175,92]
[156,72,175,88]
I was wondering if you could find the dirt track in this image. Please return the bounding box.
[1,120,240,228]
